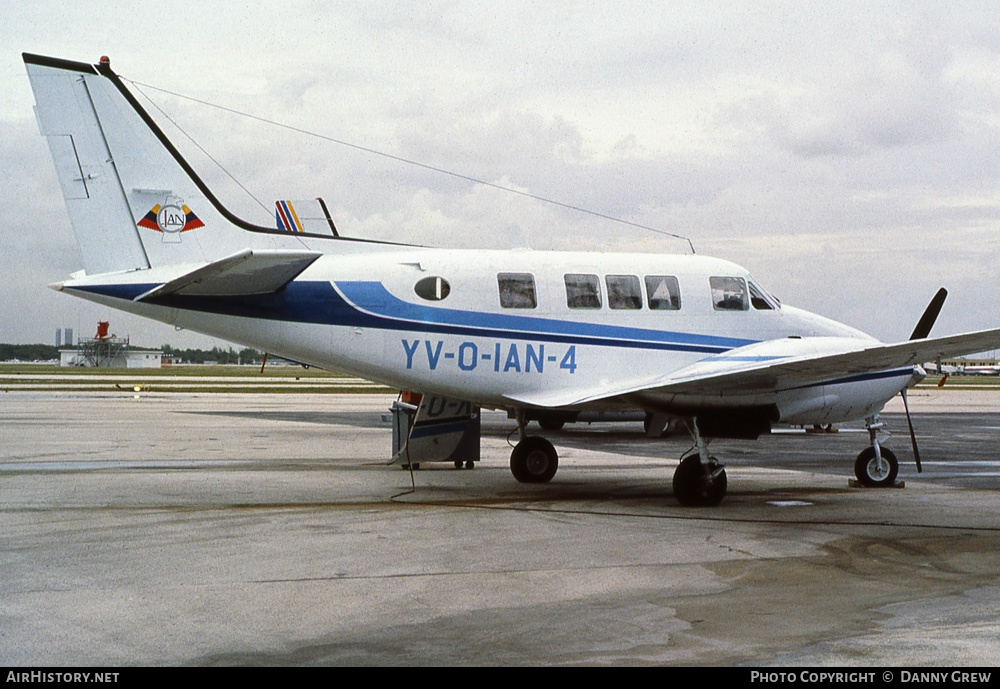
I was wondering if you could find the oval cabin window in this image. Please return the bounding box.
[414,276,451,301]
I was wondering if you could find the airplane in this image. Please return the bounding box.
[23,53,1000,506]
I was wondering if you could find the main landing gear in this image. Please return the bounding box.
[507,411,729,505]
[509,411,559,484]
[854,414,899,487]
[672,418,728,506]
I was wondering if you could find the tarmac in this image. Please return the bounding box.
[1,388,998,666]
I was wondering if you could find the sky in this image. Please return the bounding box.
[2,1,999,351]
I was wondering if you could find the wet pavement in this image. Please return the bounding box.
[1,390,998,666]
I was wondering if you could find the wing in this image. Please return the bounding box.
[504,328,1000,409]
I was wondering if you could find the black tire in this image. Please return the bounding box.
[672,454,727,507]
[510,436,558,483]
[854,447,898,487]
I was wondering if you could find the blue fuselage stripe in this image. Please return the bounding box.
[336,281,754,350]
[71,280,757,354]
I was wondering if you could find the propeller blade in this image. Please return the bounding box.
[901,388,922,473]
[909,288,948,340]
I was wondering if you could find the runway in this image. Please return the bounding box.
[1,389,998,666]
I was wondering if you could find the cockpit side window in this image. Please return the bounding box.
[606,275,642,310]
[645,275,681,310]
[565,274,602,309]
[710,276,748,311]
[498,273,537,309]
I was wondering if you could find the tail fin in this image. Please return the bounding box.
[24,53,331,274]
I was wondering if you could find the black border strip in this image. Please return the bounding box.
[23,53,409,247]
[23,52,98,74]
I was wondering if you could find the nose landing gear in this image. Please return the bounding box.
[854,414,900,488]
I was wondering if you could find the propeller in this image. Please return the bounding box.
[902,288,947,473]
[909,288,948,340]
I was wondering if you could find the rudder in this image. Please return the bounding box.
[26,55,149,274]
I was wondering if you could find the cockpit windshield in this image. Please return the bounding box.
[748,278,780,310]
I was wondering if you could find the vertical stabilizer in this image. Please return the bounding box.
[24,54,335,274]
[26,56,149,274]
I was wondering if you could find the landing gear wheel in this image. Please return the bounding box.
[672,454,727,506]
[454,460,463,469]
[465,460,475,469]
[510,436,558,483]
[854,447,898,487]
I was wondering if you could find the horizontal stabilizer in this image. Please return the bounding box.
[390,394,480,465]
[135,250,321,301]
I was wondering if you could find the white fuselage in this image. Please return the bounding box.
[64,247,911,426]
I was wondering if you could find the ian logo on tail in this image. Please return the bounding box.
[136,195,205,241]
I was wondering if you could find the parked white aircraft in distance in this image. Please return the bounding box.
[24,53,1000,505]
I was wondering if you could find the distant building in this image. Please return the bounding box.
[58,321,163,368]
[64,328,73,346]
[55,328,62,347]
[937,357,1000,375]
[59,348,163,368]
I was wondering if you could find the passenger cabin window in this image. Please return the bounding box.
[645,275,681,310]
[710,276,748,311]
[606,275,642,310]
[565,274,601,309]
[749,282,775,310]
[497,273,537,309]
[414,276,450,301]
